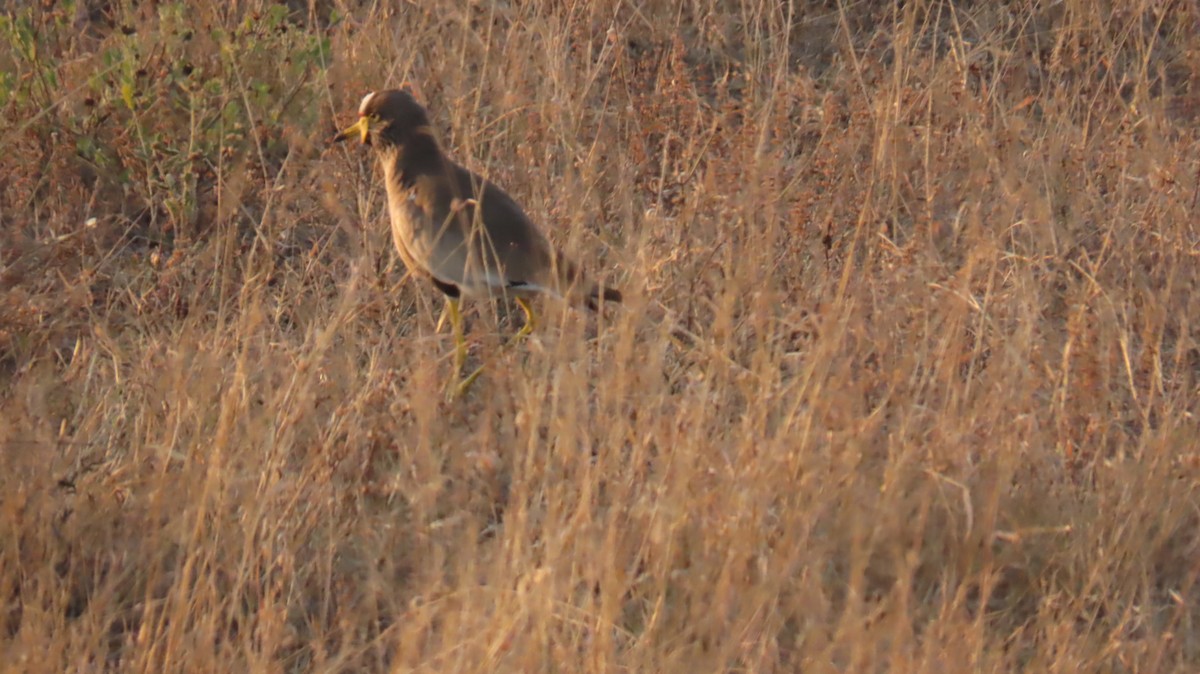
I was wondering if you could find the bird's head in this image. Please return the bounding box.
[333,87,431,148]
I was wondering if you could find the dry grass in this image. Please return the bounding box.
[2,0,1200,671]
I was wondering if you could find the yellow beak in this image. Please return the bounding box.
[334,116,370,144]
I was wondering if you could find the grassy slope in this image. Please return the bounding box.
[2,1,1199,671]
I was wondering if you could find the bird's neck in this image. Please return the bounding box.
[379,131,443,189]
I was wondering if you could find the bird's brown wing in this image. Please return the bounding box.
[419,163,557,296]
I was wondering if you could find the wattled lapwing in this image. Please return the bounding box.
[334,87,621,392]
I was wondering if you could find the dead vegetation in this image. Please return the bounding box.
[2,0,1200,671]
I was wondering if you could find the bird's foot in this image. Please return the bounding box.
[447,364,485,400]
[444,299,537,400]
[507,298,536,347]
[444,335,472,400]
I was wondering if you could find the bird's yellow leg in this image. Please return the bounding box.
[454,363,485,398]
[446,298,467,373]
[449,298,537,400]
[435,302,450,333]
[511,297,536,344]
[445,297,487,399]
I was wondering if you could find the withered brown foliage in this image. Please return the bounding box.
[2,1,1200,672]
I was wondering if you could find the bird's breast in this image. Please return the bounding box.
[385,187,434,273]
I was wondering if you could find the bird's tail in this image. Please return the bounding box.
[584,285,622,311]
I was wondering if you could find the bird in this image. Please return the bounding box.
[333,87,621,392]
